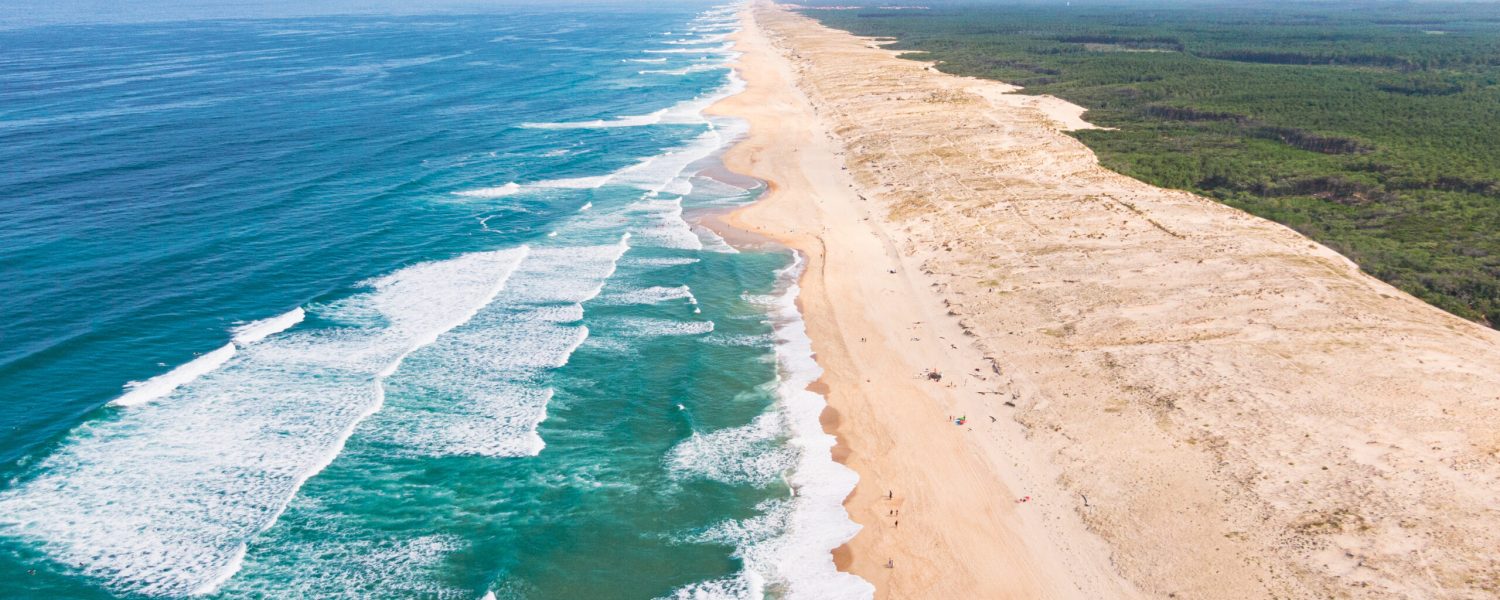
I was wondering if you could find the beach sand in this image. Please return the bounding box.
[710,2,1500,598]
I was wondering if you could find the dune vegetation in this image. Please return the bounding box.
[805,0,1500,326]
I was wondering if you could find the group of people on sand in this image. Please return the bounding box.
[874,371,1033,572]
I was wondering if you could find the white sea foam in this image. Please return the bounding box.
[22,20,780,596]
[113,307,308,408]
[667,254,875,600]
[111,343,236,407]
[458,182,522,198]
[660,574,758,600]
[665,33,730,45]
[625,57,669,63]
[695,225,740,254]
[628,198,704,250]
[667,412,795,486]
[232,307,306,345]
[519,108,668,130]
[456,175,611,199]
[476,105,747,250]
[518,70,743,131]
[223,530,469,599]
[614,114,748,197]
[640,63,730,76]
[660,500,784,600]
[597,285,697,306]
[538,175,613,190]
[487,77,751,264]
[644,43,735,54]
[373,236,630,458]
[0,248,529,597]
[608,317,714,337]
[626,256,701,269]
[683,175,755,200]
[702,332,775,348]
[751,254,873,599]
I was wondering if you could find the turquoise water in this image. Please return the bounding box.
[0,3,870,598]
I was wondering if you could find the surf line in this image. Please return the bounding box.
[111,307,307,408]
[11,248,534,597]
[198,246,533,594]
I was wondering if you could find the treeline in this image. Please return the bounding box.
[1144,107,1372,154]
[1198,50,1419,69]
[1053,34,1185,51]
[803,0,1500,326]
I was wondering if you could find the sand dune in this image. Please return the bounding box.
[711,2,1500,598]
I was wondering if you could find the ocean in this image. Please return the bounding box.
[0,2,871,598]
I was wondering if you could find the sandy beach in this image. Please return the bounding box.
[709,2,1500,598]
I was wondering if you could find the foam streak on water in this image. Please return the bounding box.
[667,410,793,487]
[109,309,307,408]
[455,175,613,199]
[0,248,528,597]
[110,343,236,407]
[597,284,697,307]
[231,307,307,345]
[515,58,743,132]
[376,236,630,457]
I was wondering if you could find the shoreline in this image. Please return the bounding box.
[683,13,872,597]
[705,3,1137,597]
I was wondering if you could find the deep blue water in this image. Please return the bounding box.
[0,3,870,598]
